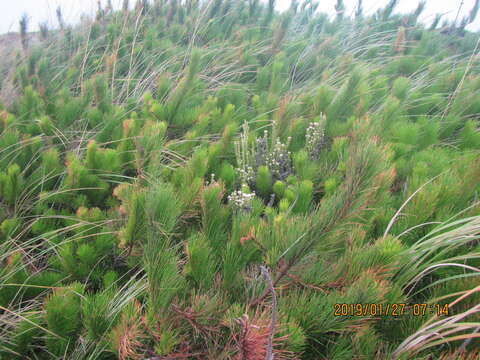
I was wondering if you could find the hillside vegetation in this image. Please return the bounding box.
[1,0,480,359]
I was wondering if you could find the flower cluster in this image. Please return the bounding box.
[228,189,256,212]
[237,165,255,185]
[234,124,293,187]
[305,117,326,160]
[234,122,256,186]
[266,137,293,181]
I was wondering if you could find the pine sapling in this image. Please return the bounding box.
[256,165,273,198]
[45,283,84,356]
[0,164,24,205]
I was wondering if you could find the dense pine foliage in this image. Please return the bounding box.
[1,0,480,358]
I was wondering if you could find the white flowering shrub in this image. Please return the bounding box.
[234,122,294,190]
[305,114,327,160]
[227,189,256,212]
[265,137,293,181]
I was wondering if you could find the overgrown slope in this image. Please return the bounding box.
[0,0,480,359]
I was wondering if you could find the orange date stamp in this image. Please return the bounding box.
[333,303,449,317]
